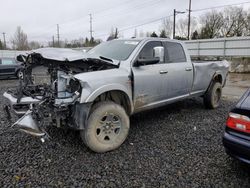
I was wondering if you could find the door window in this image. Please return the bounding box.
[164,42,186,63]
[138,41,163,63]
[1,59,15,65]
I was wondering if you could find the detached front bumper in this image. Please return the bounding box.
[3,91,41,116]
[3,91,47,138]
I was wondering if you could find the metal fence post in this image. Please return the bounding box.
[223,39,226,59]
[198,41,200,58]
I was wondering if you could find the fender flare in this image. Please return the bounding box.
[206,71,223,93]
[80,84,134,113]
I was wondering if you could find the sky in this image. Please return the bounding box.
[0,0,250,46]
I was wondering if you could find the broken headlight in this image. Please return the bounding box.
[66,79,81,93]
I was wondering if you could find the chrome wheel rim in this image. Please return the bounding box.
[18,71,23,79]
[95,112,122,144]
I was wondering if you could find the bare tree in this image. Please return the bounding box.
[12,26,29,50]
[221,6,247,37]
[176,17,197,38]
[245,9,250,36]
[199,10,224,39]
[28,41,41,49]
[176,18,187,38]
[0,40,3,50]
[160,17,173,38]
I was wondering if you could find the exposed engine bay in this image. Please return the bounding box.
[6,48,119,136]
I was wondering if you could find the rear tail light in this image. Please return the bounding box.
[226,112,250,133]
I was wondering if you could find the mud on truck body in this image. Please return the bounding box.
[3,38,229,152]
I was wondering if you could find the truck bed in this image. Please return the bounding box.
[192,60,229,94]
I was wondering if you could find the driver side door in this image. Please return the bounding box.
[132,41,168,111]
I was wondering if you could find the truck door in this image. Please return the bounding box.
[132,41,168,109]
[163,41,193,99]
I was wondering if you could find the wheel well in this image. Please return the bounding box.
[92,90,131,115]
[205,74,223,95]
[213,74,222,84]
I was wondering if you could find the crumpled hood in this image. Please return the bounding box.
[29,48,86,61]
[22,48,120,66]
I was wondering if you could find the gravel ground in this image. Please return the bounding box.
[0,79,250,187]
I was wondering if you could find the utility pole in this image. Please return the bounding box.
[173,9,176,39]
[52,36,55,47]
[173,9,185,39]
[57,24,60,47]
[89,14,93,40]
[2,32,6,49]
[187,0,192,40]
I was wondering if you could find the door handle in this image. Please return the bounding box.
[159,70,168,74]
[185,67,192,71]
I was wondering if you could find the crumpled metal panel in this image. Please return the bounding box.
[30,48,86,61]
[192,60,229,92]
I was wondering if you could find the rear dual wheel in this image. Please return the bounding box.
[80,101,130,153]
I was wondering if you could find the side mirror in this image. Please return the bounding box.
[153,46,164,62]
[16,55,26,63]
[134,57,160,67]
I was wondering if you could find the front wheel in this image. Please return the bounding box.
[80,101,130,153]
[203,82,222,109]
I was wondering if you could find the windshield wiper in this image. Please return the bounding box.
[99,56,113,62]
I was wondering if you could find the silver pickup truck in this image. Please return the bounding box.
[3,38,229,152]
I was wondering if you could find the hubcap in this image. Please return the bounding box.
[96,112,121,143]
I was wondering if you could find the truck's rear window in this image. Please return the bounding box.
[165,42,186,63]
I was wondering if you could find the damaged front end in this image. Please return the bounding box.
[3,48,118,139]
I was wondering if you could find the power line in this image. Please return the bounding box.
[27,0,165,39]
[92,0,164,21]
[192,1,250,12]
[63,0,162,25]
[95,14,173,38]
[95,1,250,39]
[26,0,250,41]
[60,0,165,36]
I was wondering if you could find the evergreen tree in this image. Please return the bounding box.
[84,37,89,46]
[150,32,158,37]
[0,40,3,50]
[191,30,199,40]
[159,30,167,38]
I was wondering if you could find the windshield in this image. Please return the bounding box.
[88,40,140,61]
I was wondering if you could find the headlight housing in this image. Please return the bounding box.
[66,79,81,93]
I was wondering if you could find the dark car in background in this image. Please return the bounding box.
[223,88,250,164]
[0,57,23,79]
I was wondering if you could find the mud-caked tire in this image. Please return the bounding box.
[203,82,222,109]
[80,101,130,153]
